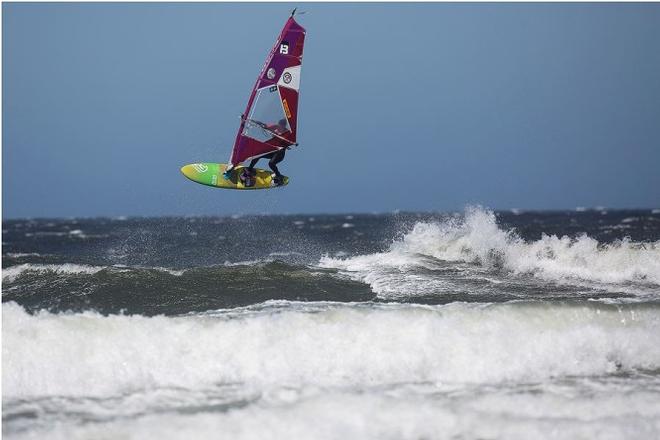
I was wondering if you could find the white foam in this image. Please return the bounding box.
[24,232,67,237]
[8,385,660,440]
[320,207,660,291]
[152,267,186,276]
[5,253,42,258]
[3,301,660,399]
[2,264,106,283]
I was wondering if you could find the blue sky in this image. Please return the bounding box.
[3,2,660,218]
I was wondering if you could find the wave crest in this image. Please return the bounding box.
[320,207,660,296]
[2,263,105,283]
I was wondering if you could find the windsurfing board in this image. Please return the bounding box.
[180,163,288,190]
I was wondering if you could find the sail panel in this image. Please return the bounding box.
[242,86,292,143]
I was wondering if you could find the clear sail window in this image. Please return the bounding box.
[243,86,291,142]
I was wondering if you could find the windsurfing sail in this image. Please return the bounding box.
[227,13,306,170]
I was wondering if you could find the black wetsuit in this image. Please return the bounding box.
[247,149,286,177]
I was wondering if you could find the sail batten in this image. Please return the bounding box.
[228,16,306,168]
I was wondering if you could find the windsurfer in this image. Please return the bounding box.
[236,117,290,187]
[220,13,305,189]
[266,119,288,135]
[241,148,287,187]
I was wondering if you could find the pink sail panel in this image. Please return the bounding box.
[229,16,306,168]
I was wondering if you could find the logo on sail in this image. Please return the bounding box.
[267,68,276,80]
[282,99,292,119]
[279,42,289,55]
[283,72,292,84]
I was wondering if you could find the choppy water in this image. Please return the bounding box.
[3,207,660,439]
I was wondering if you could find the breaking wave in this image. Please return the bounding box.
[4,300,660,399]
[320,207,660,297]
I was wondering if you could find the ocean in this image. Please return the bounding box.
[3,206,660,439]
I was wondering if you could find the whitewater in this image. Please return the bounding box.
[3,207,660,438]
[320,207,660,297]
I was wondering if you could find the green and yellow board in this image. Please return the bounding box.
[180,163,289,190]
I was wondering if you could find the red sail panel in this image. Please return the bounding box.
[228,16,306,168]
